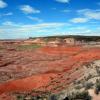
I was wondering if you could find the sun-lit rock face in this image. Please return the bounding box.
[0,36,100,47]
[63,38,75,44]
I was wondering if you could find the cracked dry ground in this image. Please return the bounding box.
[0,44,100,99]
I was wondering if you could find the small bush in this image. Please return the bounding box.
[96,83,100,91]
[94,88,99,95]
[84,82,94,90]
[17,95,25,100]
[67,90,91,100]
[85,74,92,81]
[16,44,41,51]
[74,91,91,100]
[50,94,58,100]
[95,79,100,95]
[75,85,82,90]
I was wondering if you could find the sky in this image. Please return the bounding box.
[0,0,100,39]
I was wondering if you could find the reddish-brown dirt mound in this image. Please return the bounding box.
[0,45,100,97]
[0,73,57,94]
[40,46,83,55]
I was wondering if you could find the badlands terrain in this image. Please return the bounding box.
[0,36,100,100]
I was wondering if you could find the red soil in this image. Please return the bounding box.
[0,46,100,97]
[0,73,57,94]
[40,46,83,55]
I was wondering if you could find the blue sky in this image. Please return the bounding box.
[0,0,100,39]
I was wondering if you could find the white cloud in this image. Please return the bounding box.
[70,18,88,23]
[61,9,70,13]
[27,16,43,22]
[55,0,70,3]
[67,26,94,35]
[78,9,100,20]
[21,23,66,30]
[2,21,15,26]
[0,21,100,39]
[87,12,100,20]
[1,22,66,33]
[20,5,40,14]
[2,21,21,26]
[4,12,13,16]
[51,7,70,13]
[70,9,100,23]
[0,22,69,39]
[0,0,7,8]
[0,12,13,17]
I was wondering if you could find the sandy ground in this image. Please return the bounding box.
[89,89,100,100]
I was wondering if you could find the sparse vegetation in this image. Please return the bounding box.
[16,44,41,50]
[0,46,4,50]
[66,90,91,100]
[96,66,100,75]
[75,85,83,90]
[95,79,100,95]
[94,87,99,95]
[17,95,25,100]
[15,90,51,100]
[84,82,94,90]
[85,74,92,81]
[50,94,58,100]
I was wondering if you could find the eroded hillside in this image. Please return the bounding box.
[0,37,100,100]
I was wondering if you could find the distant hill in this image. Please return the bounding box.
[29,35,100,42]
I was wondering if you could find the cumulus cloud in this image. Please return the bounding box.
[0,21,100,39]
[27,16,43,22]
[0,0,7,8]
[0,22,70,39]
[51,7,70,13]
[19,5,40,14]
[2,21,22,26]
[2,21,16,26]
[70,9,100,23]
[0,12,13,17]
[55,0,70,3]
[70,18,88,23]
[78,9,100,20]
[21,23,66,30]
[4,12,13,16]
[69,27,92,34]
[1,22,66,34]
[61,9,70,13]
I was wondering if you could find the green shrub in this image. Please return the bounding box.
[95,79,100,95]
[50,94,58,100]
[84,82,94,90]
[96,83,100,91]
[16,44,41,50]
[17,95,25,100]
[94,88,99,95]
[67,90,91,100]
[74,91,91,100]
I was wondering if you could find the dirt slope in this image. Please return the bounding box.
[0,44,100,99]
